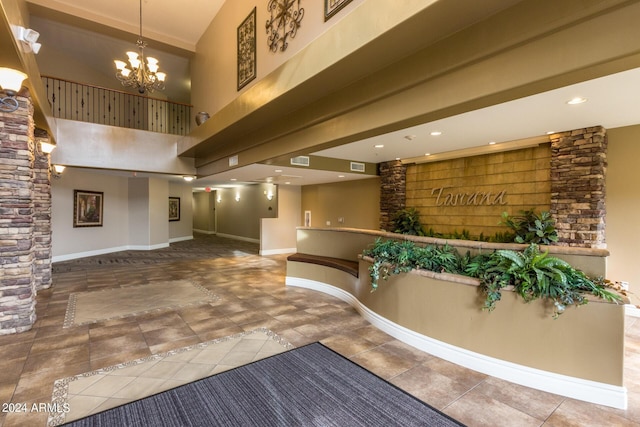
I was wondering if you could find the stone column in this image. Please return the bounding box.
[33,129,52,291]
[379,160,406,231]
[550,126,607,248]
[0,93,37,334]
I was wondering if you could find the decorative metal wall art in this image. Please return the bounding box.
[324,0,353,21]
[265,0,304,52]
[237,7,257,90]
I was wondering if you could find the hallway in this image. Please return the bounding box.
[0,235,639,426]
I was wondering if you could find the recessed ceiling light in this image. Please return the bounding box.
[338,175,345,178]
[425,153,430,156]
[374,144,384,148]
[430,131,442,136]
[546,131,555,135]
[395,157,401,161]
[488,141,496,145]
[285,181,291,184]
[183,176,194,182]
[275,169,282,173]
[230,178,237,181]
[404,135,417,141]
[567,97,587,105]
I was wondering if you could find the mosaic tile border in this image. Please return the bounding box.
[47,327,294,426]
[62,280,219,328]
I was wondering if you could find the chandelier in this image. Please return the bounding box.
[114,0,166,94]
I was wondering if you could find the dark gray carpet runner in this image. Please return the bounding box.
[63,342,466,426]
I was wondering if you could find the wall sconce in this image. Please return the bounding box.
[264,190,274,200]
[50,164,65,179]
[235,192,240,202]
[216,195,222,203]
[38,140,56,154]
[0,67,28,113]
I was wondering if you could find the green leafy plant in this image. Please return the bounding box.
[465,244,621,318]
[391,208,426,236]
[363,239,622,317]
[500,209,558,245]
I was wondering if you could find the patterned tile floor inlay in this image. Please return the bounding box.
[48,328,292,425]
[63,280,219,327]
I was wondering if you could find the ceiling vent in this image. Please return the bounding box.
[350,161,365,172]
[290,156,310,166]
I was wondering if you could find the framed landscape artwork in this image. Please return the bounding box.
[73,190,103,227]
[169,197,180,221]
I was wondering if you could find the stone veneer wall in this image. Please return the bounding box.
[33,129,52,290]
[379,160,406,232]
[0,92,52,334]
[550,127,607,248]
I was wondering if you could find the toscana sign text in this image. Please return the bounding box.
[431,186,507,207]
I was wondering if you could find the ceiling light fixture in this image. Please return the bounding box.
[183,176,194,182]
[566,97,587,105]
[374,144,384,148]
[430,131,442,136]
[114,0,166,94]
[488,141,496,145]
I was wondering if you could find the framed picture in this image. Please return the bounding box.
[237,7,257,90]
[73,190,103,227]
[169,197,180,222]
[324,0,353,21]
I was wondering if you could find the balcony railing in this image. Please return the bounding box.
[42,76,192,136]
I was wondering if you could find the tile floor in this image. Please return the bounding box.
[0,234,639,426]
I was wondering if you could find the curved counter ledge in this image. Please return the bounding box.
[285,227,627,410]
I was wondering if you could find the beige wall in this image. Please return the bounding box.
[301,178,380,230]
[192,191,215,233]
[51,169,192,260]
[192,0,365,116]
[52,168,129,259]
[260,185,301,254]
[169,182,194,241]
[215,183,278,240]
[607,125,640,301]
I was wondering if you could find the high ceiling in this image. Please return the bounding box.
[23,0,640,188]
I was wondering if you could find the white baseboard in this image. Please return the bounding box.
[286,276,628,410]
[128,243,170,251]
[193,229,216,235]
[260,247,297,256]
[169,235,194,243]
[53,242,168,263]
[626,304,640,318]
[53,246,130,263]
[215,233,260,244]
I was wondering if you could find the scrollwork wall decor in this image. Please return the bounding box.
[265,0,304,53]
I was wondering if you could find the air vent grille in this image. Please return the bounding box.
[350,161,365,172]
[290,156,310,166]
